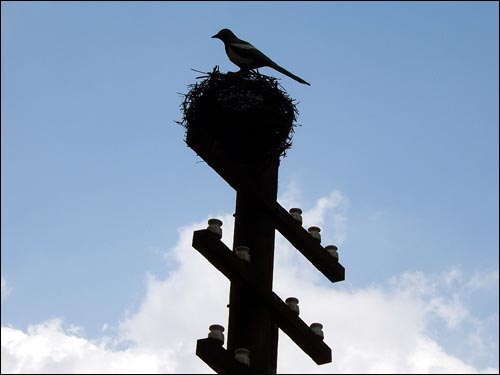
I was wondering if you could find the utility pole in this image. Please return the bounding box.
[179,68,345,374]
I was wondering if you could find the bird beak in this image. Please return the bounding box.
[211,33,219,39]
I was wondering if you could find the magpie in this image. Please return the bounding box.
[212,28,311,86]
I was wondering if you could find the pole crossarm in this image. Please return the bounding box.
[193,229,332,365]
[187,131,345,284]
[263,200,344,283]
[196,338,253,374]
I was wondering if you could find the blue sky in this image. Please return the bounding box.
[1,2,498,373]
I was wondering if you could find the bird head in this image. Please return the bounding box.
[211,28,237,42]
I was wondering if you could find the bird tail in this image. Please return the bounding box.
[270,63,311,86]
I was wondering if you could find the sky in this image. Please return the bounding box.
[1,1,499,373]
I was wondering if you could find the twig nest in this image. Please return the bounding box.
[178,67,298,163]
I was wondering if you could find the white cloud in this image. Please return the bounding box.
[278,178,303,209]
[1,189,498,374]
[1,319,175,374]
[300,190,349,246]
[388,269,470,329]
[272,266,498,374]
[1,277,11,303]
[466,269,499,290]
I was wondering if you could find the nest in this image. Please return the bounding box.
[177,66,298,164]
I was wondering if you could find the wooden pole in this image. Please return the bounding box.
[227,159,280,374]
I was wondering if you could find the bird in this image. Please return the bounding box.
[211,28,310,86]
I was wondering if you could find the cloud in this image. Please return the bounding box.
[388,269,470,329]
[271,264,498,374]
[1,189,498,373]
[466,270,499,290]
[1,319,175,374]
[299,190,349,246]
[117,188,498,374]
[1,277,11,303]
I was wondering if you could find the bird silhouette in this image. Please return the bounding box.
[212,28,310,86]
